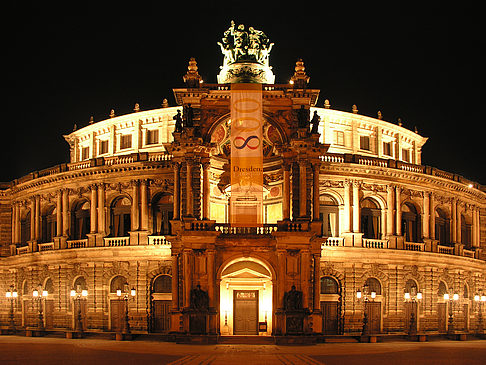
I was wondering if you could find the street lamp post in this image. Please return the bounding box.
[444,292,459,335]
[404,285,422,336]
[356,284,376,336]
[70,286,88,335]
[473,290,486,334]
[5,285,18,333]
[32,284,48,332]
[116,283,136,336]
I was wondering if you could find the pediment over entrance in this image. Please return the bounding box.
[221,261,271,278]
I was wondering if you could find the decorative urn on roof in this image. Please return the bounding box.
[217,21,275,84]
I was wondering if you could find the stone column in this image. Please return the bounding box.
[140,180,148,231]
[451,199,457,243]
[62,189,69,236]
[343,180,351,232]
[202,160,210,220]
[12,203,19,243]
[299,160,307,217]
[423,192,430,239]
[97,184,105,235]
[173,162,180,220]
[90,185,98,233]
[395,186,402,236]
[277,250,286,309]
[386,185,394,235]
[301,250,310,309]
[207,250,215,307]
[35,195,41,241]
[171,254,179,310]
[456,204,462,244]
[131,180,140,231]
[313,254,320,311]
[183,249,191,308]
[352,181,360,233]
[56,191,62,237]
[30,198,35,241]
[282,162,291,220]
[312,162,321,221]
[429,193,435,239]
[186,160,193,217]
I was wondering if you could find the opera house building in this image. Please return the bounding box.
[1,23,485,344]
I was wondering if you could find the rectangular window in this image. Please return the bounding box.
[383,141,392,156]
[81,147,90,161]
[360,135,370,151]
[334,130,345,146]
[146,129,159,145]
[120,134,132,150]
[99,140,109,155]
[402,148,410,162]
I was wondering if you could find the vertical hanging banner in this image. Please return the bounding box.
[230,83,263,227]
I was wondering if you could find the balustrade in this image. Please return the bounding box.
[404,241,425,251]
[148,236,171,246]
[362,238,389,249]
[103,237,130,247]
[67,239,88,249]
[38,242,54,252]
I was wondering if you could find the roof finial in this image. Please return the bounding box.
[109,109,115,118]
[290,59,310,88]
[352,104,358,114]
[134,103,141,112]
[162,98,169,108]
[183,57,203,88]
[377,110,383,120]
[324,99,331,109]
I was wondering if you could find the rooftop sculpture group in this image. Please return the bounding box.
[218,21,274,68]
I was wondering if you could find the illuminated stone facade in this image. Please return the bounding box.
[1,27,486,341]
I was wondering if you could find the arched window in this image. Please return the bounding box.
[438,281,447,298]
[365,277,382,295]
[402,203,421,243]
[320,276,339,294]
[22,280,29,296]
[110,275,128,293]
[44,278,54,294]
[461,214,472,248]
[463,284,469,299]
[152,194,173,235]
[320,195,339,237]
[361,198,381,239]
[153,275,172,293]
[73,276,88,292]
[20,210,31,245]
[404,279,418,295]
[71,200,90,240]
[435,208,450,245]
[41,205,57,243]
[110,197,131,237]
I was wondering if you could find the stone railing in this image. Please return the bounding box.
[148,236,171,246]
[67,239,88,249]
[438,245,455,255]
[463,249,475,258]
[38,242,55,252]
[215,224,278,235]
[404,241,425,252]
[16,246,30,255]
[103,237,130,247]
[323,237,344,247]
[362,238,389,249]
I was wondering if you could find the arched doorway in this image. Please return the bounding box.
[151,275,172,332]
[109,275,128,332]
[110,197,131,237]
[71,200,90,240]
[151,193,173,235]
[219,258,273,336]
[402,203,421,243]
[435,208,450,246]
[364,277,382,334]
[320,276,341,334]
[320,195,339,238]
[437,281,448,333]
[361,199,381,239]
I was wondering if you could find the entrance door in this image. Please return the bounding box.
[437,303,447,333]
[233,290,258,335]
[321,301,339,335]
[367,302,381,334]
[110,300,126,332]
[45,300,54,329]
[152,300,171,332]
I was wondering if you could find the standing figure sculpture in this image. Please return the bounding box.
[173,110,183,133]
[310,111,320,134]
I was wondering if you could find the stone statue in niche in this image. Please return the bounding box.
[190,284,209,311]
[284,285,303,311]
[173,110,183,133]
[297,105,310,129]
[310,111,320,134]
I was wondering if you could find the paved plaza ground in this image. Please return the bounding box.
[1,335,486,364]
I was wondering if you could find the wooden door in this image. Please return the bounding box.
[44,300,54,329]
[404,301,418,332]
[110,300,125,332]
[321,301,339,335]
[233,290,258,335]
[152,300,171,332]
[437,303,447,333]
[367,302,381,334]
[74,300,88,331]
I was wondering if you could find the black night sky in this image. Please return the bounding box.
[3,2,484,184]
